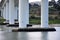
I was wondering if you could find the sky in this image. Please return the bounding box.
[0,0,58,2]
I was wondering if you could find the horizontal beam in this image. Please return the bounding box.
[2,0,7,8]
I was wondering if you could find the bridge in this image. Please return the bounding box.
[0,0,48,27]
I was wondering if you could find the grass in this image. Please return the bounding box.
[29,18,40,24]
[49,19,60,24]
[0,17,60,24]
[0,18,6,23]
[29,18,60,24]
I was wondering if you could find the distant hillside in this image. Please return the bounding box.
[29,1,60,20]
[29,1,41,6]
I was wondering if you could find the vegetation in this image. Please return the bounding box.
[29,17,40,24]
[29,0,60,24]
[29,17,60,24]
[0,17,6,23]
[49,19,60,24]
[0,1,60,24]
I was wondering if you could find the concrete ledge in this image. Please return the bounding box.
[7,24,32,27]
[27,24,32,27]
[15,19,18,21]
[15,23,32,27]
[0,23,9,25]
[14,22,19,24]
[12,28,56,32]
[7,24,19,27]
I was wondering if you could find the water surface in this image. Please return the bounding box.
[0,26,60,40]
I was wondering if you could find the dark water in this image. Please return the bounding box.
[0,27,60,40]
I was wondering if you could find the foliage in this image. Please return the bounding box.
[49,19,60,24]
[0,17,6,23]
[29,17,60,24]
[29,17,40,24]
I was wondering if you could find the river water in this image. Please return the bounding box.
[0,25,60,40]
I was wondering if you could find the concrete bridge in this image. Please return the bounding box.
[0,0,49,28]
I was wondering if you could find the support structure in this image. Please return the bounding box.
[6,2,9,22]
[3,6,6,19]
[1,8,3,17]
[0,0,56,31]
[14,6,18,20]
[9,0,15,24]
[41,0,48,28]
[19,0,29,28]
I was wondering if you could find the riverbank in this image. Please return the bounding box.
[30,18,60,24]
[0,24,60,31]
[32,24,60,28]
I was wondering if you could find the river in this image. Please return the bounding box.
[0,25,60,40]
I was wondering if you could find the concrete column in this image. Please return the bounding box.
[3,6,6,19]
[0,9,1,17]
[17,7,19,20]
[6,2,9,22]
[14,6,18,19]
[9,0,15,24]
[19,0,29,28]
[41,0,48,28]
[1,8,3,17]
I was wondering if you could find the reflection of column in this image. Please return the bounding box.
[3,6,6,19]
[41,0,48,28]
[18,32,28,40]
[19,0,29,28]
[9,0,15,24]
[41,32,48,40]
[6,2,9,22]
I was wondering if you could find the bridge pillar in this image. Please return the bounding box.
[41,0,49,28]
[19,0,29,28]
[14,6,18,20]
[6,2,9,23]
[9,0,15,24]
[3,6,6,19]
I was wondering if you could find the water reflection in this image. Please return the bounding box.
[6,32,18,40]
[18,32,28,40]
[0,32,18,40]
[27,32,41,40]
[41,32,48,40]
[0,32,60,40]
[0,27,60,40]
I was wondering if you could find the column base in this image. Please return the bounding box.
[4,20,9,24]
[27,24,32,27]
[14,19,18,24]
[7,24,32,27]
[0,20,9,25]
[7,24,19,27]
[15,19,18,21]
[14,19,32,27]
[12,28,56,32]
[0,23,9,25]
